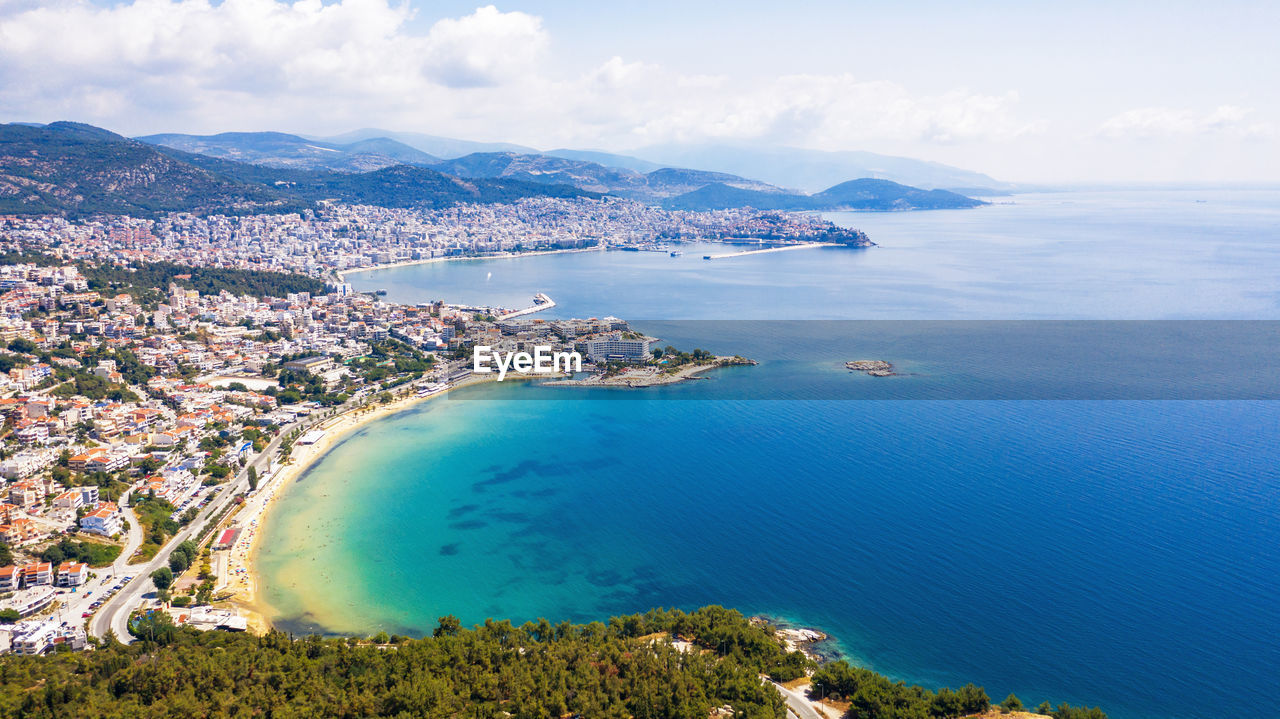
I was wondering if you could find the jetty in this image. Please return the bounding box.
[497,292,556,320]
[702,242,838,260]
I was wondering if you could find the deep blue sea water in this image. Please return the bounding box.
[259,191,1280,719]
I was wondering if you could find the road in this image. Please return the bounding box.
[50,489,143,625]
[89,402,352,642]
[771,681,835,719]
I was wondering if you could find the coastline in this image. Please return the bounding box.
[219,373,504,632]
[543,357,756,387]
[335,246,604,282]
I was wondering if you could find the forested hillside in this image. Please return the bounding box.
[0,606,1107,719]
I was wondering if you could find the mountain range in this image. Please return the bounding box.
[298,128,1008,193]
[0,123,594,218]
[662,179,985,212]
[1,121,990,218]
[633,143,1013,194]
[136,131,441,172]
[138,130,989,210]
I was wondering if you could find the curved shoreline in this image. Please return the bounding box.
[224,374,503,631]
[335,246,604,282]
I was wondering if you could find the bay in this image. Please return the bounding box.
[259,190,1280,719]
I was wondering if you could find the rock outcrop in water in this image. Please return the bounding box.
[845,360,895,376]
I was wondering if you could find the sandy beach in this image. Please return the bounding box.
[216,373,504,632]
[335,246,604,282]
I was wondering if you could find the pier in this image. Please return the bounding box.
[497,292,556,320]
[702,242,838,260]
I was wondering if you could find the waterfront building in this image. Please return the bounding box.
[582,333,652,363]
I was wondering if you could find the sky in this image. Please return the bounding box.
[0,0,1277,183]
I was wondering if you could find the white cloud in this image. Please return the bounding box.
[0,0,1039,152]
[1098,105,1274,140]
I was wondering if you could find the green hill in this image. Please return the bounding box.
[814,178,987,210]
[0,123,596,218]
[662,178,986,211]
[0,605,1108,719]
[0,123,306,218]
[137,131,441,172]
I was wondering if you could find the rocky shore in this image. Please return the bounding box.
[845,360,895,377]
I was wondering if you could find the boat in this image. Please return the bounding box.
[670,251,683,257]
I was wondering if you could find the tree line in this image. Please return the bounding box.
[0,605,1107,719]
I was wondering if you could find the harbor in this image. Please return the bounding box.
[496,292,556,320]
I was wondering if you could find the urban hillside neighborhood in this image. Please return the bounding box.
[0,187,873,656]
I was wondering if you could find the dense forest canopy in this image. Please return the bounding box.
[0,606,1106,719]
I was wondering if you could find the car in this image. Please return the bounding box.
[82,612,91,618]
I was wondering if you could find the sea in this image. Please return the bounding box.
[256,190,1280,719]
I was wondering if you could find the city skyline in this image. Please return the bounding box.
[1,0,1278,184]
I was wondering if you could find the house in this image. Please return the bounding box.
[69,448,109,471]
[56,561,88,587]
[84,452,128,474]
[79,502,122,537]
[0,451,54,480]
[7,483,43,510]
[8,619,86,655]
[21,562,53,587]
[79,485,100,506]
[52,490,83,511]
[0,518,40,546]
[13,420,50,445]
[0,566,20,591]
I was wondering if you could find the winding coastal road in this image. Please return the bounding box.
[771,681,832,719]
[89,403,348,643]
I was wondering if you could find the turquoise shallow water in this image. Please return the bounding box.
[260,191,1280,719]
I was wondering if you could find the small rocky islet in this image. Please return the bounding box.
[845,359,896,377]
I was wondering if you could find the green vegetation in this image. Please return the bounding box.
[1036,704,1110,719]
[84,261,326,298]
[150,566,173,591]
[809,661,1107,719]
[1000,693,1024,712]
[167,540,198,575]
[0,603,1108,717]
[0,122,596,219]
[0,122,307,218]
[50,370,139,402]
[654,345,715,367]
[660,178,983,213]
[811,660,989,719]
[130,495,181,560]
[0,250,325,300]
[2,607,793,717]
[38,538,121,568]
